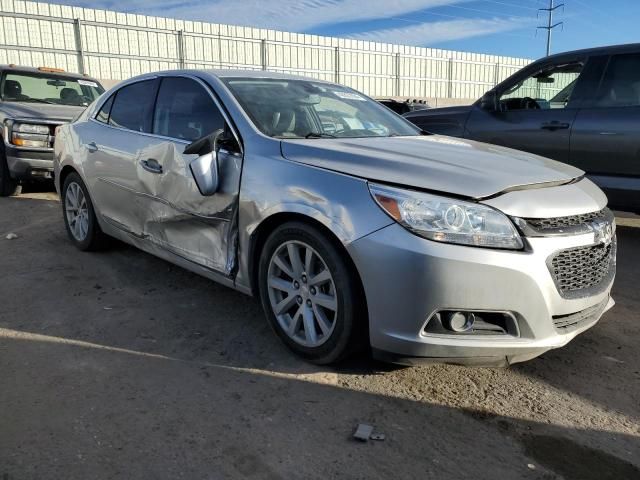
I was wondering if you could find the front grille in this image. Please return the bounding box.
[552,297,609,334]
[549,240,615,297]
[526,209,607,230]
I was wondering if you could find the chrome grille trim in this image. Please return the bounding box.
[513,208,613,237]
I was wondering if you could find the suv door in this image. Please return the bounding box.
[136,75,243,275]
[465,59,587,162]
[570,52,640,211]
[82,78,159,236]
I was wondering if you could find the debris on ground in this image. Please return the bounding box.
[353,424,385,442]
[5,233,18,240]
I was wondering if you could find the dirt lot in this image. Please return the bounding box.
[1,191,638,480]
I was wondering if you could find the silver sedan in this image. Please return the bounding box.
[54,70,616,365]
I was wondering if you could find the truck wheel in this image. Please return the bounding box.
[258,221,364,364]
[0,151,19,197]
[62,172,108,251]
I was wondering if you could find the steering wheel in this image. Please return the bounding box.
[520,97,541,110]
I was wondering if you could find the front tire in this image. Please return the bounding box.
[62,172,108,251]
[0,150,19,197]
[258,222,362,364]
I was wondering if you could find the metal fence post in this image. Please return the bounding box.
[334,46,340,84]
[261,39,267,70]
[177,30,185,68]
[73,18,85,75]
[395,53,401,96]
[447,57,453,98]
[494,62,500,86]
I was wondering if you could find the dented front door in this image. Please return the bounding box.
[135,139,242,275]
[133,75,242,276]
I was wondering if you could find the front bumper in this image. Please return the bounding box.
[5,145,54,181]
[347,223,615,366]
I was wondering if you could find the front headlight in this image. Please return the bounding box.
[7,122,50,148]
[13,123,50,135]
[369,183,523,250]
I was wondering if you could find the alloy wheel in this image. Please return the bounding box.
[267,240,338,347]
[65,181,89,241]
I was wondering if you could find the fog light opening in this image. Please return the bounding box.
[443,311,475,332]
[424,310,519,336]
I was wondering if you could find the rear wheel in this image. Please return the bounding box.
[258,222,362,364]
[0,150,19,197]
[62,172,108,251]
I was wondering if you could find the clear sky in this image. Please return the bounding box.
[56,0,639,60]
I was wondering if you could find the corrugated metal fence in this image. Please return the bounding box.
[0,0,533,99]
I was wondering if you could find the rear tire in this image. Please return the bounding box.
[0,150,19,197]
[258,221,363,364]
[62,172,108,251]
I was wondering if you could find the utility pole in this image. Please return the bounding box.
[537,0,564,56]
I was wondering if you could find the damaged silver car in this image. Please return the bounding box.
[54,70,616,366]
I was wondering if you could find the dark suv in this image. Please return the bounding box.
[0,65,104,196]
[404,43,640,213]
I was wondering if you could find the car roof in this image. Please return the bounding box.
[200,69,332,82]
[0,64,101,82]
[535,42,640,64]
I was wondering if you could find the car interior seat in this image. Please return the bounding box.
[3,80,26,100]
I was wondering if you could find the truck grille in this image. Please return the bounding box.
[549,240,615,297]
[525,209,607,231]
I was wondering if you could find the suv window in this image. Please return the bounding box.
[109,80,157,133]
[596,53,640,107]
[153,77,224,141]
[499,62,584,111]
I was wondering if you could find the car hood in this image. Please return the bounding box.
[1,102,85,122]
[280,135,583,199]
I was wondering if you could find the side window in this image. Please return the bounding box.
[109,80,157,133]
[499,62,584,111]
[595,53,640,108]
[95,95,114,124]
[153,77,224,141]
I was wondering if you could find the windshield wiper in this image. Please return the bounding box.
[304,132,337,139]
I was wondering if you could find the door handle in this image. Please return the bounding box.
[86,141,98,153]
[139,158,163,174]
[540,121,570,131]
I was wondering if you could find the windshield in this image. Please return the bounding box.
[222,78,421,138]
[1,72,104,106]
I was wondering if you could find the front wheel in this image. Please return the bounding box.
[258,222,363,364]
[62,172,108,251]
[0,151,19,197]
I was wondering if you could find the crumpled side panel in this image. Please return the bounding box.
[135,141,242,276]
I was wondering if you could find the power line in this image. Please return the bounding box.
[537,0,564,56]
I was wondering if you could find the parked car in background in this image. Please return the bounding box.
[55,70,615,366]
[377,98,430,115]
[0,65,104,196]
[404,43,640,213]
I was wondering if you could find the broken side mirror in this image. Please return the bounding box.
[480,90,499,111]
[186,128,224,196]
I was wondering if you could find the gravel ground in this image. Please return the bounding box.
[0,191,638,480]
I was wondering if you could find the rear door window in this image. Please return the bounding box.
[95,95,114,124]
[153,77,224,141]
[595,53,640,107]
[109,79,158,133]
